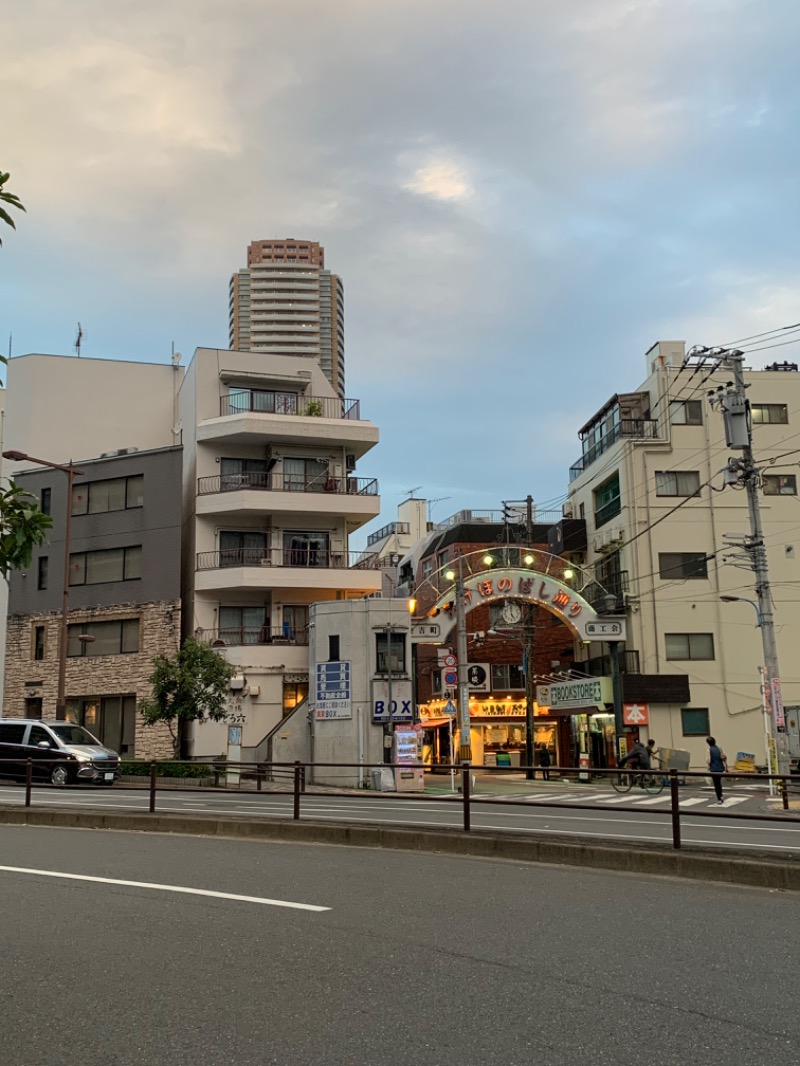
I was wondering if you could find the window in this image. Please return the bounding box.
[220,531,267,567]
[376,631,406,674]
[669,400,703,426]
[655,471,701,497]
[69,546,142,586]
[24,698,43,719]
[594,472,621,528]
[282,531,330,568]
[28,724,51,747]
[491,664,525,690]
[328,635,340,661]
[71,475,144,515]
[751,403,788,425]
[658,553,708,579]
[763,474,797,496]
[228,388,298,414]
[37,557,48,590]
[681,708,710,736]
[0,722,26,743]
[218,606,268,645]
[283,457,329,492]
[665,633,715,660]
[67,619,140,656]
[422,559,433,581]
[64,695,137,753]
[33,626,45,661]
[40,487,51,516]
[220,458,271,491]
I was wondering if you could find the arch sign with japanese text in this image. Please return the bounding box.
[429,567,626,643]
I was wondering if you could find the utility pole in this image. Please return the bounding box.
[522,494,536,780]
[707,348,790,774]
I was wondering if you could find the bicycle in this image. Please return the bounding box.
[611,768,665,795]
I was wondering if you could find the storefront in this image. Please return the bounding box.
[536,678,617,769]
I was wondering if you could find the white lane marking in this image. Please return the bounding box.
[720,797,748,808]
[593,795,641,804]
[0,865,330,911]
[631,796,673,806]
[679,798,708,808]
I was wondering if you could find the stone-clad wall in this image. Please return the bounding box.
[4,600,181,759]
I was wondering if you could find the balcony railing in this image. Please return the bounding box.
[570,419,660,480]
[594,497,622,529]
[196,548,376,571]
[220,393,362,420]
[585,570,629,612]
[197,473,378,496]
[581,649,640,675]
[196,627,309,647]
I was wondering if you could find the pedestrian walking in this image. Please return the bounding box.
[706,736,728,804]
[538,743,551,781]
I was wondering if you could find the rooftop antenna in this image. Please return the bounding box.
[405,485,422,499]
[74,322,84,357]
[171,341,182,368]
[428,496,451,521]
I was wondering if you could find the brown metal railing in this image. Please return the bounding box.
[197,472,378,496]
[195,627,309,647]
[220,393,362,420]
[196,547,374,570]
[5,759,798,852]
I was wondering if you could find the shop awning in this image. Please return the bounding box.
[419,718,451,729]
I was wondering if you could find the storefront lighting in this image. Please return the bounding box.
[445,569,456,581]
[483,554,495,567]
[407,597,417,615]
[562,568,574,580]
[524,554,534,565]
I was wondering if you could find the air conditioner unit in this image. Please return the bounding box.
[606,528,624,545]
[562,503,574,519]
[230,675,246,691]
[248,685,260,698]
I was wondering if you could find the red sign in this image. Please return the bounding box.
[623,703,649,726]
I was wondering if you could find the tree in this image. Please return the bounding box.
[0,482,52,578]
[138,637,237,756]
[0,172,26,246]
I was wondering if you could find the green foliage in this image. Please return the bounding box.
[120,759,215,778]
[138,637,236,756]
[0,171,26,246]
[0,481,52,578]
[305,400,323,416]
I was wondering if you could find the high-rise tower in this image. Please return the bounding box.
[229,238,345,398]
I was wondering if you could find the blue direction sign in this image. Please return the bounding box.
[314,661,352,720]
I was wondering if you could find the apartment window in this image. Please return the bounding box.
[69,546,142,586]
[422,559,433,581]
[491,664,524,690]
[665,633,715,661]
[219,531,267,567]
[751,403,788,425]
[669,399,703,426]
[376,631,406,674]
[33,625,45,661]
[594,472,621,528]
[37,556,48,590]
[282,605,309,640]
[655,471,701,497]
[658,553,708,579]
[67,619,140,657]
[218,606,268,645]
[40,487,52,516]
[763,474,797,496]
[328,635,340,661]
[71,475,144,516]
[220,457,271,491]
[681,708,710,737]
[228,388,298,414]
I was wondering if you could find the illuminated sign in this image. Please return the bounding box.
[535,677,612,710]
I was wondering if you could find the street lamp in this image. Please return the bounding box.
[3,450,84,720]
[445,560,473,762]
[603,592,625,762]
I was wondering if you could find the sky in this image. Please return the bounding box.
[2,0,800,542]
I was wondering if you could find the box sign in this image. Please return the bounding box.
[535,677,612,711]
[372,680,414,723]
[314,660,352,720]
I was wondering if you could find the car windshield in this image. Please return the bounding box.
[49,725,100,746]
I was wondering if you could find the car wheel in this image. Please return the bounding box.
[50,765,70,787]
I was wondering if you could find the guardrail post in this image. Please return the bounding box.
[669,769,681,849]
[781,776,789,811]
[25,759,33,808]
[461,761,471,832]
[149,762,157,813]
[293,761,302,820]
[256,765,263,792]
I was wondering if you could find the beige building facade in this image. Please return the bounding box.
[567,340,800,767]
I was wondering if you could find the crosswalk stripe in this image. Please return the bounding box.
[679,797,708,807]
[593,794,640,804]
[720,796,748,807]
[630,795,672,806]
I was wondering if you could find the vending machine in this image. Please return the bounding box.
[393,728,425,792]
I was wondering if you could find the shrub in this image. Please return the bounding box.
[120,760,215,779]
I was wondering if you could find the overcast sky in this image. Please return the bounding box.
[2,0,799,539]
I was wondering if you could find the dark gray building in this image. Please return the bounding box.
[4,446,182,758]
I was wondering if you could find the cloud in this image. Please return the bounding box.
[404,159,473,203]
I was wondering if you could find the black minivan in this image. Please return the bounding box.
[0,719,121,785]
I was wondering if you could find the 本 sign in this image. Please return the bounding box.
[314,660,352,720]
[623,702,649,725]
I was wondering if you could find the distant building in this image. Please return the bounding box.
[229,238,345,398]
[3,447,182,758]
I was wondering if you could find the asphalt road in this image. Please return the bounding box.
[0,824,797,1066]
[1,783,799,854]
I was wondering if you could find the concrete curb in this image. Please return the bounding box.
[1,806,799,890]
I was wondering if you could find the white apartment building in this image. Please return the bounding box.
[567,340,800,767]
[178,347,382,756]
[229,238,346,399]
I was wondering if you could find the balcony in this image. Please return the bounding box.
[570,419,660,481]
[194,547,383,595]
[197,391,377,455]
[196,627,309,648]
[584,570,629,612]
[196,472,380,525]
[594,496,622,529]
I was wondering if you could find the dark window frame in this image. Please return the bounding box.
[71,474,144,516]
[33,625,45,661]
[681,708,710,736]
[658,552,709,580]
[763,474,797,496]
[37,556,49,590]
[68,546,142,587]
[655,471,702,498]
[375,631,407,675]
[67,619,140,657]
[751,403,788,425]
[40,487,52,516]
[669,399,703,426]
[665,633,715,661]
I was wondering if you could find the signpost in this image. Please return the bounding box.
[314,661,352,720]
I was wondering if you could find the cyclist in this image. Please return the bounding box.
[618,738,651,787]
